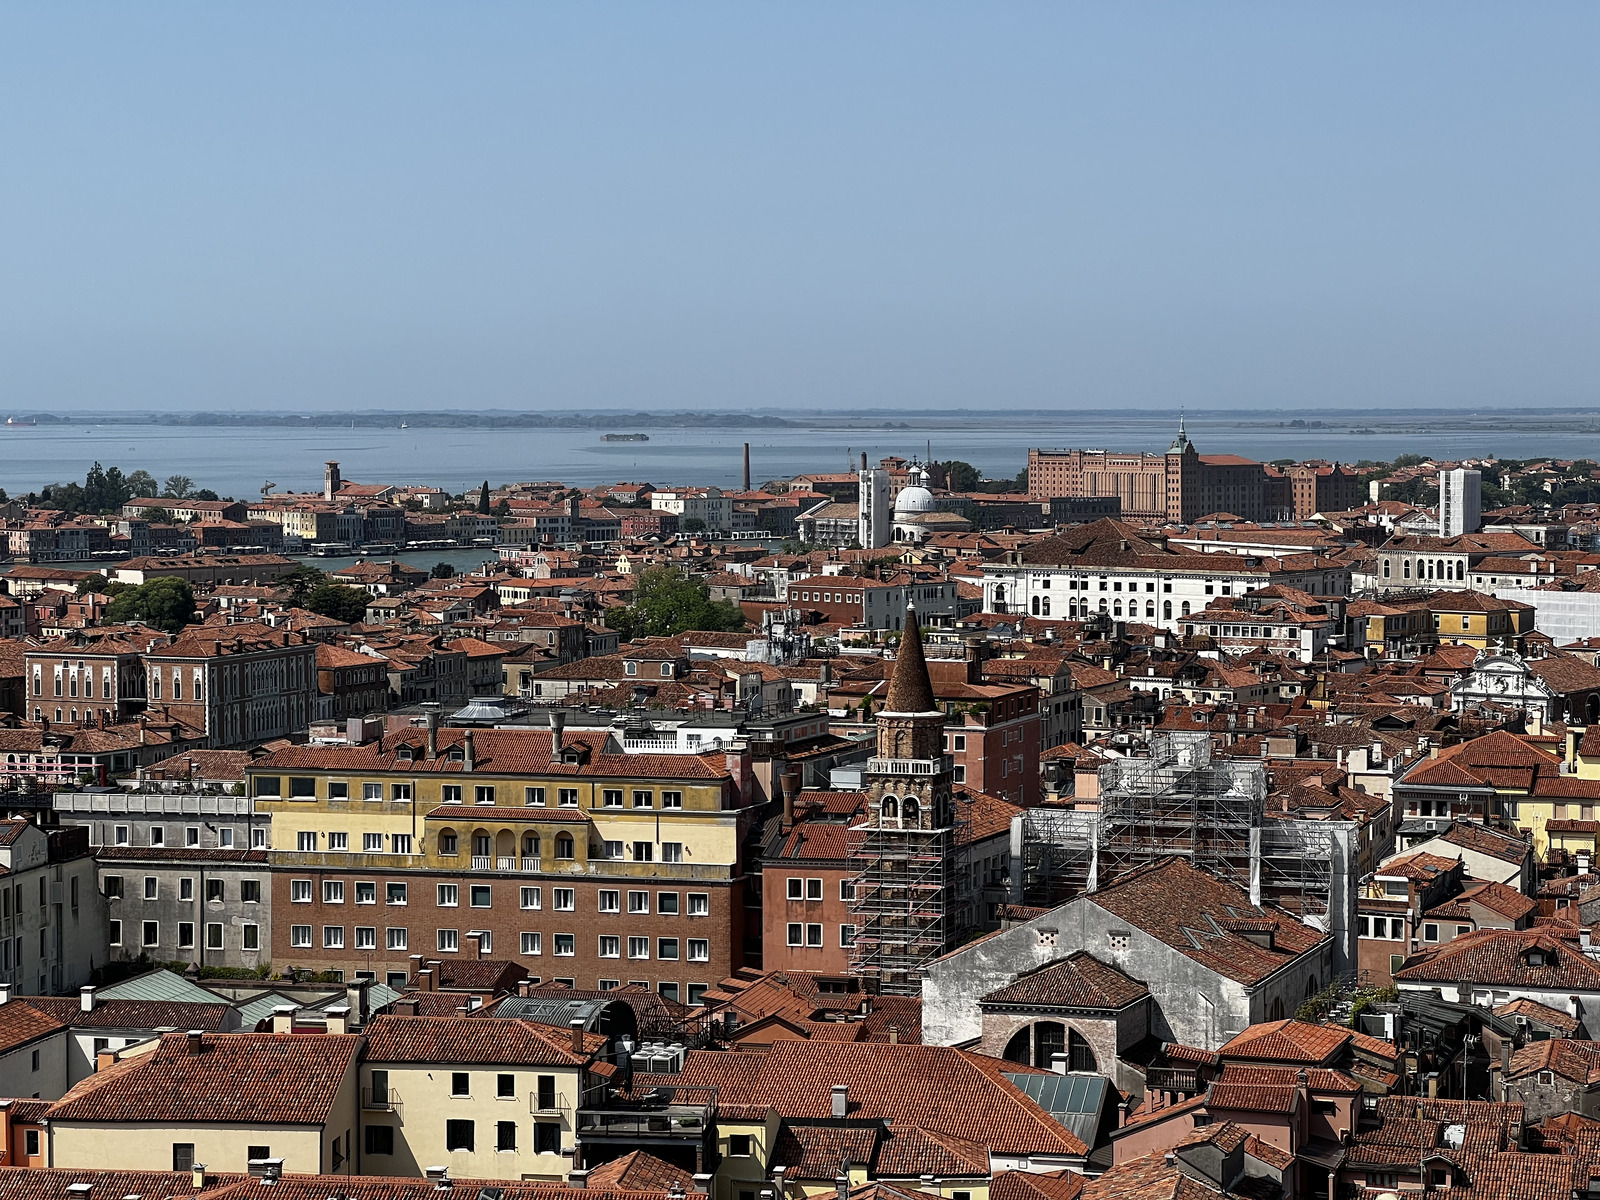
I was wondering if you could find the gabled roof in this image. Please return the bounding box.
[1395,928,1600,990]
[979,952,1148,1012]
[583,1152,695,1193]
[1216,1019,1351,1066]
[46,1033,360,1125]
[362,1015,598,1065]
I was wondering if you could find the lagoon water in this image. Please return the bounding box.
[1,412,1597,500]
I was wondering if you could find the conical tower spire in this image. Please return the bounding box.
[884,602,937,714]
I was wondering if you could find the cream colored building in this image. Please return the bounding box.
[45,1031,360,1174]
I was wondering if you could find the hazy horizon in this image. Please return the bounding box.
[3,5,1596,414]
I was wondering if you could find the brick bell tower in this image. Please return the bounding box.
[847,602,955,994]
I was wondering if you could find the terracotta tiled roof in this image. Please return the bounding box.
[771,1125,883,1178]
[875,1127,991,1177]
[1493,997,1580,1033]
[1217,1019,1353,1065]
[363,1015,597,1065]
[0,1002,68,1055]
[672,1042,1086,1157]
[583,1152,694,1193]
[0,1168,250,1200]
[1394,927,1600,989]
[1508,1038,1600,1084]
[1216,1064,1361,1094]
[25,997,232,1032]
[979,952,1148,1011]
[1091,859,1327,986]
[987,1171,1085,1200]
[883,612,936,714]
[46,1032,359,1125]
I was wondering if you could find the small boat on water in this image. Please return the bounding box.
[601,433,649,442]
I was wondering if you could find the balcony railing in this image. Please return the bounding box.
[521,857,540,871]
[363,1087,401,1111]
[471,856,492,870]
[496,856,518,870]
[1145,1067,1201,1095]
[865,756,951,776]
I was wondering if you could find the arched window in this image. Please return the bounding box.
[1305,974,1318,998]
[1033,1022,1065,1069]
[1163,600,1172,620]
[1031,596,1040,615]
[1113,600,1122,617]
[523,833,540,859]
[555,833,575,860]
[1068,1029,1096,1073]
[1270,996,1285,1021]
[1003,1028,1031,1064]
[1040,596,1050,617]
[881,795,899,819]
[1181,601,1191,617]
[438,830,459,855]
[472,832,491,858]
[902,796,919,824]
[1383,559,1391,579]
[1098,598,1108,613]
[1146,600,1155,618]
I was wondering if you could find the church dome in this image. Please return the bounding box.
[895,485,937,515]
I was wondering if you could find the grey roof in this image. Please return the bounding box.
[97,969,226,1006]
[1004,1071,1109,1145]
[489,995,637,1038]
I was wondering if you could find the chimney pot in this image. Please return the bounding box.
[570,1016,585,1053]
[270,1004,298,1033]
[831,1084,848,1118]
[80,985,96,1013]
[187,1030,204,1054]
[191,1164,206,1190]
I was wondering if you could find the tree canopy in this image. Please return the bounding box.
[604,566,745,640]
[305,583,370,624]
[105,577,195,633]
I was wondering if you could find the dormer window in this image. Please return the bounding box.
[447,745,465,762]
[395,744,414,763]
[661,663,673,678]
[1526,950,1548,967]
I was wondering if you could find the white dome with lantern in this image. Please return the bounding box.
[894,465,937,514]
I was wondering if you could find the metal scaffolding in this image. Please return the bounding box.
[846,817,957,996]
[1019,732,1355,966]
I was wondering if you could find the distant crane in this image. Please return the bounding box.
[261,480,276,498]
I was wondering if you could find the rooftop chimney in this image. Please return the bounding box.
[191,1164,206,1191]
[1049,1053,1068,1076]
[187,1030,204,1055]
[0,983,11,1006]
[550,711,565,760]
[418,968,434,992]
[80,986,96,1013]
[831,1084,848,1118]
[426,709,439,760]
[271,1004,298,1033]
[462,729,475,772]
[570,1017,585,1053]
[887,1024,899,1045]
[324,1005,351,1035]
[835,1166,850,1200]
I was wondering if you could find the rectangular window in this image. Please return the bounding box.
[632,790,652,809]
[179,877,194,902]
[470,885,492,908]
[363,783,382,801]
[599,935,621,958]
[554,934,575,956]
[520,886,542,910]
[365,1126,394,1155]
[386,927,408,950]
[386,882,408,905]
[452,1071,470,1096]
[323,926,345,949]
[243,923,260,951]
[628,891,650,914]
[688,938,709,962]
[806,923,823,946]
[661,842,683,863]
[391,784,412,802]
[633,841,654,862]
[658,892,680,915]
[391,834,413,855]
[323,881,345,903]
[442,785,462,805]
[475,786,497,806]
[327,832,348,851]
[356,881,377,904]
[438,929,460,952]
[114,825,129,846]
[603,840,624,860]
[497,1121,517,1152]
[688,893,709,917]
[438,884,459,907]
[173,1144,195,1173]
[525,787,545,807]
[206,878,225,902]
[296,831,316,852]
[446,1120,475,1152]
[806,878,823,900]
[186,827,200,847]
[177,922,195,948]
[658,937,680,961]
[558,789,579,807]
[553,888,575,911]
[290,925,312,948]
[602,790,623,808]
[840,924,856,948]
[534,1122,560,1154]
[598,890,620,913]
[536,1075,557,1111]
[1424,923,1439,942]
[661,791,683,809]
[363,833,383,852]
[220,829,235,848]
[729,1135,753,1157]
[521,932,542,955]
[328,781,349,799]
[289,777,316,799]
[104,874,124,899]
[840,880,856,901]
[628,936,650,960]
[355,926,377,950]
[205,923,224,950]
[108,918,122,946]
[787,923,802,946]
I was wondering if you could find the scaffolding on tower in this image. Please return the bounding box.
[845,808,961,997]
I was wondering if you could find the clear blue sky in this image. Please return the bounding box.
[2,4,1595,413]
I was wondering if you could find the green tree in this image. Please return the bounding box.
[105,577,195,633]
[1390,453,1426,470]
[305,583,371,624]
[163,475,196,500]
[941,460,981,492]
[75,573,111,595]
[430,562,456,579]
[141,506,176,525]
[680,517,707,534]
[493,498,511,517]
[1014,466,1029,493]
[477,482,491,514]
[126,470,160,498]
[280,565,326,603]
[604,605,639,641]
[614,566,745,638]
